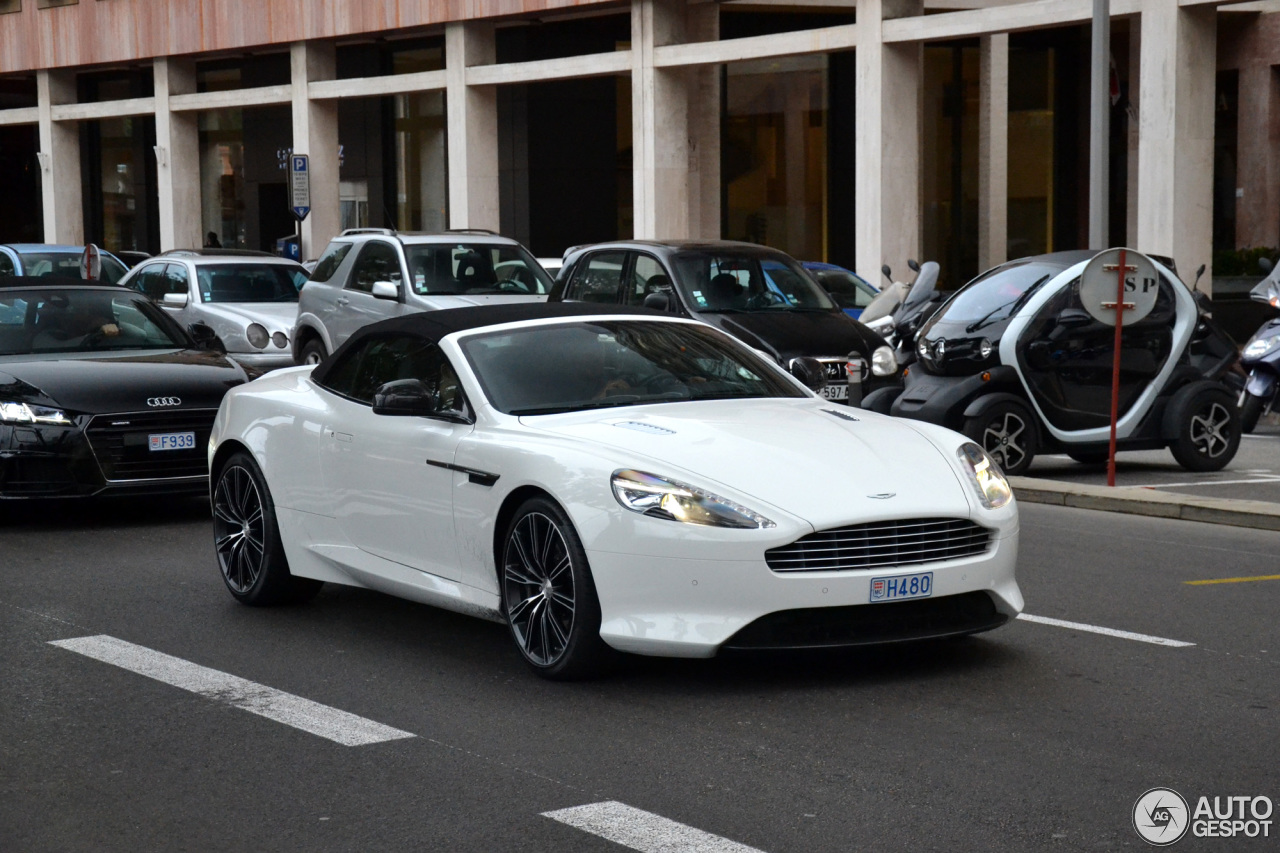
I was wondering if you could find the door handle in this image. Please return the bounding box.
[336,296,350,306]
[326,429,352,442]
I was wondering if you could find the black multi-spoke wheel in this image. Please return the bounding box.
[500,497,611,679]
[212,451,322,606]
[1168,385,1240,472]
[964,400,1038,476]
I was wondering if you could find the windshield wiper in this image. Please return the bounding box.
[964,275,1051,332]
[511,396,645,416]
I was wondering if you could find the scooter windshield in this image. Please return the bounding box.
[1249,274,1280,308]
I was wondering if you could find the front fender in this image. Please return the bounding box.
[1246,369,1278,398]
[291,315,333,361]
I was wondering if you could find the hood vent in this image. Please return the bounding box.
[822,408,859,422]
[613,421,675,435]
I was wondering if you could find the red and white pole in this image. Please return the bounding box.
[1106,249,1128,487]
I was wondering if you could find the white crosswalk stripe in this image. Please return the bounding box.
[543,801,767,853]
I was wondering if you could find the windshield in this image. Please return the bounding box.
[196,264,304,303]
[404,244,553,296]
[459,320,805,415]
[671,251,837,313]
[933,261,1062,331]
[0,288,189,356]
[17,251,128,284]
[810,269,876,310]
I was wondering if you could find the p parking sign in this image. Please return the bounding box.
[290,154,311,221]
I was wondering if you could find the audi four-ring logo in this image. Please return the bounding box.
[147,397,182,407]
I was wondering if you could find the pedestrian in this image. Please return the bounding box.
[205,231,222,249]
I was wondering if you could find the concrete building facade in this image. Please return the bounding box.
[0,0,1277,292]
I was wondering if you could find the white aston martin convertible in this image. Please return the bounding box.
[208,303,1023,679]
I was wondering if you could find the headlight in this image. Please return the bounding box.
[871,345,898,376]
[917,339,929,360]
[957,442,1013,510]
[271,331,288,349]
[1244,334,1280,358]
[0,401,72,425]
[611,469,776,529]
[979,338,994,359]
[246,323,270,349]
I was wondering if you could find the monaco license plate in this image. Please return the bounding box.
[149,431,196,452]
[870,571,933,602]
[818,384,849,401]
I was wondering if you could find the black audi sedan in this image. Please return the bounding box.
[548,241,899,405]
[0,277,253,498]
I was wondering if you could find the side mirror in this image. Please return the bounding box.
[188,323,224,352]
[162,292,189,307]
[1193,264,1206,292]
[880,264,893,283]
[907,259,921,273]
[788,357,828,392]
[372,379,438,417]
[371,280,399,300]
[642,291,670,311]
[1260,257,1274,274]
[1057,308,1093,329]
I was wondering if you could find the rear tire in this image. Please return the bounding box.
[299,338,328,366]
[212,451,322,606]
[1167,386,1240,472]
[499,496,613,680]
[963,399,1039,476]
[1240,393,1263,434]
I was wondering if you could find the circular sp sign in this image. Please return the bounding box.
[1079,248,1160,326]
[79,243,101,281]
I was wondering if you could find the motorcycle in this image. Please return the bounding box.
[860,259,942,413]
[1238,260,1280,433]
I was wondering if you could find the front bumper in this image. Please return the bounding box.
[226,350,297,372]
[587,529,1021,658]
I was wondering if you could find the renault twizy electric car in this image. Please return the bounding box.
[878,250,1241,476]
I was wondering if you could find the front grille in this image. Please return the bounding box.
[766,517,991,573]
[84,409,216,482]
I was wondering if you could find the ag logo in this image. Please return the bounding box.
[146,397,181,407]
[1134,788,1190,846]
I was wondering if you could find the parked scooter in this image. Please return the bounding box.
[1238,259,1280,433]
[860,260,942,414]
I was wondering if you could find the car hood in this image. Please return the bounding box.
[416,293,550,310]
[0,350,247,414]
[697,310,885,362]
[520,398,973,529]
[198,302,298,333]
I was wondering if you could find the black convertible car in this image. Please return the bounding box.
[0,277,252,498]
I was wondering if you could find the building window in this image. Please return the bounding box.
[0,1,22,16]
[36,0,77,7]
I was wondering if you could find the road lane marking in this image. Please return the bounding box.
[48,635,415,747]
[542,801,766,853]
[1016,614,1195,648]
[1122,476,1280,489]
[1185,573,1280,586]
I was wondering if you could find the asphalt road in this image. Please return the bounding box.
[1029,418,1280,502]
[2,498,1278,851]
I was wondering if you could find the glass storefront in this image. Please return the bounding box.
[1008,45,1057,262]
[723,55,829,263]
[390,46,448,233]
[199,109,245,248]
[923,44,981,288]
[83,116,157,253]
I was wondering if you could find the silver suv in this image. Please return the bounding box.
[292,229,553,364]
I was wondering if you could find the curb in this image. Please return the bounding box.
[1008,476,1280,532]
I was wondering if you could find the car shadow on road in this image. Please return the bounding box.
[0,496,210,531]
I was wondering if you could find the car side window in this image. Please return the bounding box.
[162,264,190,296]
[318,334,463,412]
[132,263,170,301]
[566,252,626,303]
[348,241,403,294]
[310,241,352,283]
[0,252,14,276]
[626,254,672,307]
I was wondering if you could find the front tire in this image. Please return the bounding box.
[1240,393,1264,434]
[500,497,612,680]
[963,399,1039,476]
[1168,386,1240,472]
[299,338,327,366]
[212,452,322,606]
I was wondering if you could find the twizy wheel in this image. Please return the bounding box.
[213,451,322,605]
[1167,385,1240,472]
[500,497,612,680]
[964,400,1038,476]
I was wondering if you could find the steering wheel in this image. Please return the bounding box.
[746,290,787,309]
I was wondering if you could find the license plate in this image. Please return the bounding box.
[818,384,849,401]
[870,571,933,602]
[149,431,196,451]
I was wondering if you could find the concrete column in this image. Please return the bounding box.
[978,33,1009,271]
[291,41,340,260]
[1126,19,1140,248]
[1234,62,1279,249]
[446,22,500,232]
[154,58,201,252]
[685,2,720,240]
[856,0,922,280]
[36,70,82,245]
[1136,1,1215,291]
[631,0,689,241]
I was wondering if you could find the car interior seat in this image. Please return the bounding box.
[708,272,744,309]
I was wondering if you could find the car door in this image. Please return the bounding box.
[624,252,682,313]
[128,261,170,302]
[316,332,471,580]
[562,250,629,304]
[160,263,196,326]
[332,240,409,348]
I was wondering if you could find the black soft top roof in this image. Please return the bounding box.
[0,275,124,290]
[312,302,666,384]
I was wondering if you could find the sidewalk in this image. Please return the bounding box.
[1009,476,1280,531]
